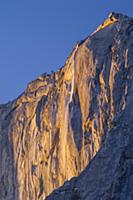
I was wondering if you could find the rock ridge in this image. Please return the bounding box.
[0,12,133,200]
[46,12,133,200]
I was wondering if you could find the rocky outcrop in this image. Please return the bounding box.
[1,12,133,200]
[46,12,133,200]
[46,111,133,200]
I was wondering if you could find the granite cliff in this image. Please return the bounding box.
[47,12,133,200]
[0,12,133,200]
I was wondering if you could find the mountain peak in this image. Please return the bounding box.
[93,12,132,34]
[108,12,133,21]
[1,12,133,200]
[108,12,130,20]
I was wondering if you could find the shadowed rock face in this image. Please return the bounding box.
[0,12,133,200]
[46,12,133,200]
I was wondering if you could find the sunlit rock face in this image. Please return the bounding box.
[0,12,133,200]
[46,13,133,200]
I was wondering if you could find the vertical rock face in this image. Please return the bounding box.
[0,12,133,200]
[46,13,133,200]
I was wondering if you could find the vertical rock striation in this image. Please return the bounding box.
[46,12,133,200]
[0,12,133,200]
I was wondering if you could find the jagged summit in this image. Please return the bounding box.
[108,12,133,24]
[108,12,129,19]
[92,12,133,34]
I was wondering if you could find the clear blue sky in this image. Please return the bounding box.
[0,0,133,103]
